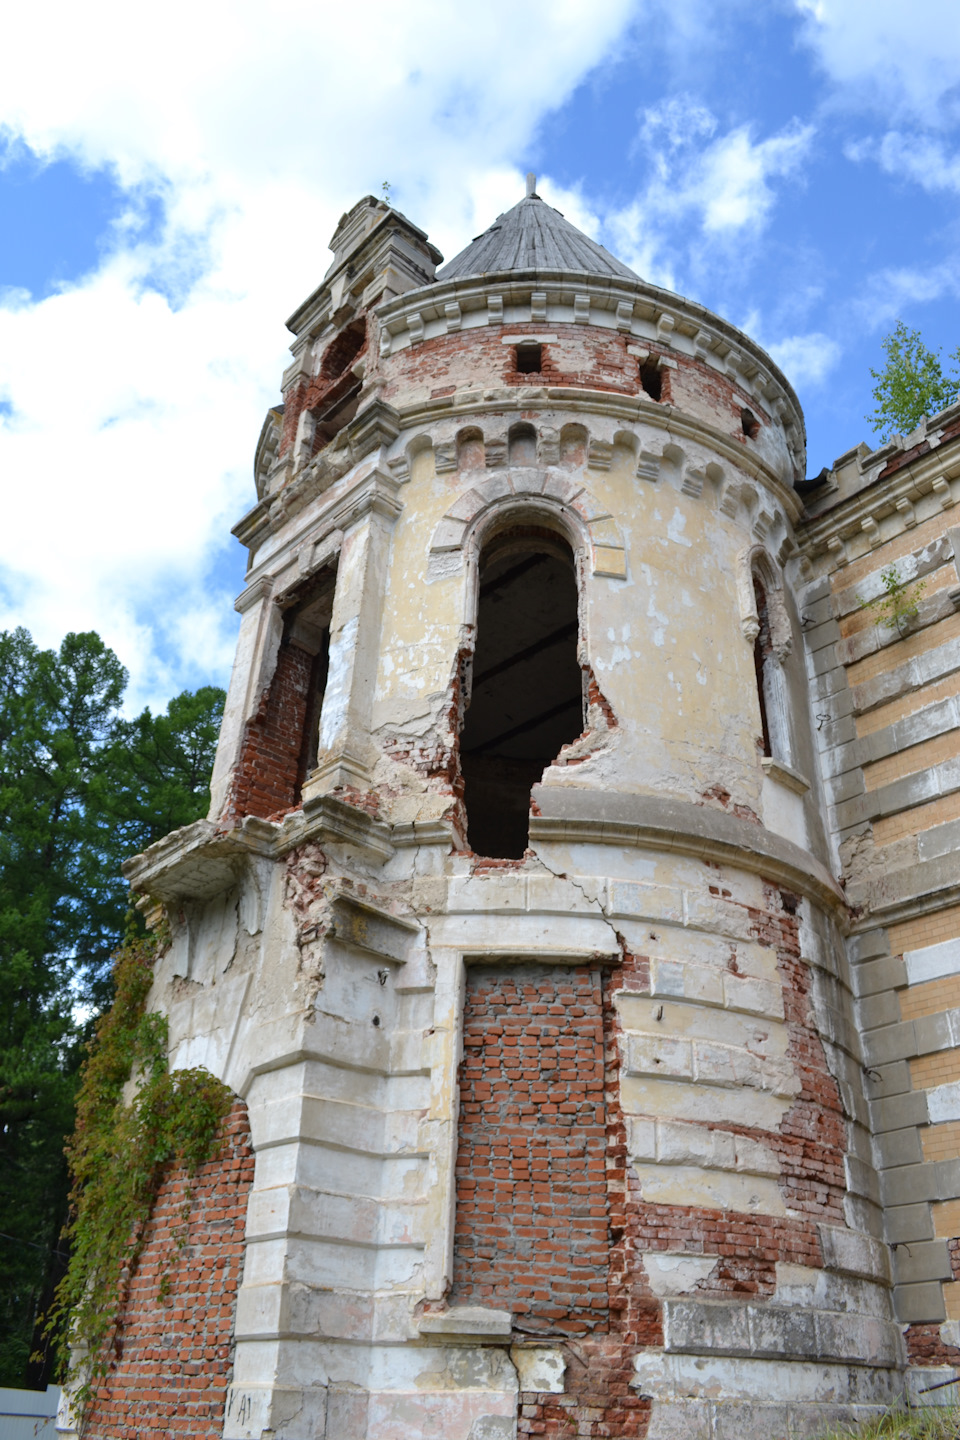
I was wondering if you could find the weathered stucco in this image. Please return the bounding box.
[71,190,960,1440]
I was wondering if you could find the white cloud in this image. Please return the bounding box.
[794,0,960,125]
[767,333,841,390]
[857,132,960,195]
[0,0,640,710]
[607,98,813,284]
[855,261,960,330]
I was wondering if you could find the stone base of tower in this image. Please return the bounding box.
[112,797,929,1440]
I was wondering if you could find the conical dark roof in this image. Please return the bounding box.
[437,188,638,283]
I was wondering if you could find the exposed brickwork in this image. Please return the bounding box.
[839,563,956,643]
[830,494,960,594]
[846,610,960,688]
[875,789,960,846]
[891,903,960,954]
[452,960,657,1437]
[922,1119,960,1163]
[450,885,855,1437]
[225,638,314,822]
[905,1239,960,1366]
[912,1048,960,1090]
[279,321,367,456]
[856,668,960,738]
[83,1101,254,1440]
[380,324,771,448]
[752,889,849,1225]
[453,964,611,1331]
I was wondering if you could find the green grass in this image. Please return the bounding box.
[816,1407,960,1439]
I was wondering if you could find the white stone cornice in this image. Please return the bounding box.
[394,388,803,522]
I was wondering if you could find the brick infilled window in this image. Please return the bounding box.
[452,963,610,1334]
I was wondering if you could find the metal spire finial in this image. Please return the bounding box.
[525,172,537,198]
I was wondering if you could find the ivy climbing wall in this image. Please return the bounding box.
[82,1100,254,1440]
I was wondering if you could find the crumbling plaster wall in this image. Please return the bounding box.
[125,807,900,1438]
[108,198,940,1437]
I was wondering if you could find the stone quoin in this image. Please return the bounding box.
[66,176,960,1438]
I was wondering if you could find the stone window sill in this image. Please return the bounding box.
[761,757,810,796]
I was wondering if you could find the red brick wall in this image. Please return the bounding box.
[225,638,314,822]
[83,1101,254,1440]
[453,964,610,1333]
[451,887,854,1436]
[452,962,656,1437]
[378,323,773,452]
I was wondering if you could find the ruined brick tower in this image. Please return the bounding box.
[75,178,960,1438]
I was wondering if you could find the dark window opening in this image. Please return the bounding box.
[284,577,336,803]
[318,320,366,386]
[515,343,542,374]
[460,531,583,858]
[227,569,336,822]
[310,320,367,452]
[311,386,362,450]
[297,631,330,794]
[742,407,760,440]
[639,359,662,401]
[753,576,773,759]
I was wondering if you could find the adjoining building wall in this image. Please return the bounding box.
[798,410,960,1396]
[91,195,960,1439]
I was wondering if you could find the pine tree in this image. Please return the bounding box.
[0,628,223,1386]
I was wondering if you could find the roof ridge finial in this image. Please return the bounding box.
[525,172,537,199]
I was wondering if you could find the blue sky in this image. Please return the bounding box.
[1,0,958,711]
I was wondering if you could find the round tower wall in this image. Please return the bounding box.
[110,232,911,1440]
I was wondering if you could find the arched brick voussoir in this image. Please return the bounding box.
[428,469,626,578]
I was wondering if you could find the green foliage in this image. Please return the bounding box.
[867,321,960,442]
[858,564,926,637]
[0,626,224,1386]
[45,932,231,1413]
[816,1404,960,1438]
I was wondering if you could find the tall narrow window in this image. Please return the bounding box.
[460,531,583,858]
[284,573,336,802]
[753,577,773,758]
[639,359,662,401]
[228,569,335,821]
[752,573,790,764]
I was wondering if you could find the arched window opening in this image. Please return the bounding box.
[460,530,583,858]
[457,427,485,470]
[741,407,760,440]
[310,321,367,452]
[508,423,537,467]
[286,586,333,798]
[559,423,587,468]
[639,359,662,401]
[752,573,789,765]
[317,321,366,386]
[229,567,335,822]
